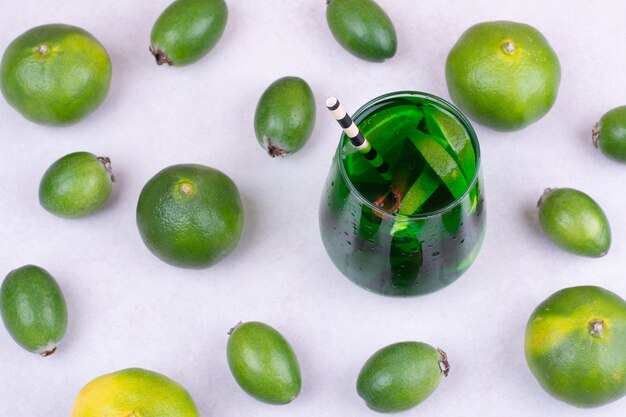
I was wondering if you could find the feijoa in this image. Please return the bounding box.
[39,152,114,218]
[226,321,301,404]
[538,188,611,257]
[150,0,228,66]
[326,0,397,62]
[0,265,68,356]
[254,76,315,157]
[593,106,626,162]
[357,342,448,413]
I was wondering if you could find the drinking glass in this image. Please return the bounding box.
[319,91,485,296]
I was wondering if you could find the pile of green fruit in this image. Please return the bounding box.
[1,0,626,414]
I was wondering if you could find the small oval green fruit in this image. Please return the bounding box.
[0,24,112,125]
[71,368,200,417]
[538,188,611,257]
[593,106,626,162]
[39,152,114,218]
[326,0,397,62]
[227,321,302,404]
[357,341,449,413]
[525,286,626,407]
[0,265,68,356]
[254,76,316,157]
[150,0,228,66]
[136,164,244,269]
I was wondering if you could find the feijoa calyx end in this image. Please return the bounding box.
[254,76,316,158]
[357,341,448,413]
[149,0,228,67]
[592,106,626,162]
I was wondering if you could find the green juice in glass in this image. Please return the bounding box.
[319,91,485,296]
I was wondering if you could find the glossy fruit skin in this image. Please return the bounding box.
[0,24,111,125]
[39,152,113,218]
[150,0,228,66]
[538,188,611,257]
[326,0,397,62]
[227,321,302,404]
[357,342,445,413]
[136,164,244,269]
[446,21,560,131]
[594,106,626,162]
[525,286,626,407]
[0,265,67,356]
[71,368,200,417]
[254,76,316,157]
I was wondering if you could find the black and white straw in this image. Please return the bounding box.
[326,96,392,181]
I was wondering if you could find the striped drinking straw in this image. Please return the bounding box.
[326,97,392,182]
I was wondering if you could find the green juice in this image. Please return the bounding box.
[320,92,485,296]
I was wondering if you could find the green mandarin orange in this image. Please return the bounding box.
[0,24,111,125]
[136,164,244,269]
[446,21,560,131]
[71,368,200,417]
[525,286,626,407]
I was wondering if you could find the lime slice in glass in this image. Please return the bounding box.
[406,131,468,199]
[423,104,476,181]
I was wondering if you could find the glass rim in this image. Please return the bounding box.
[336,90,482,221]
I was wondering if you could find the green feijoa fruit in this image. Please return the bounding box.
[150,0,228,66]
[593,106,626,162]
[326,0,397,62]
[538,188,611,257]
[0,265,68,356]
[227,321,301,404]
[357,342,449,413]
[254,76,315,157]
[39,152,114,218]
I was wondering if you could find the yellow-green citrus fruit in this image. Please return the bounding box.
[446,21,560,131]
[525,286,626,407]
[0,24,112,126]
[136,164,244,269]
[71,368,200,417]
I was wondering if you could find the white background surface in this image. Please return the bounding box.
[0,0,625,415]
